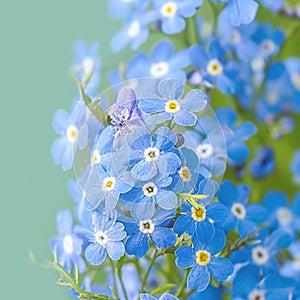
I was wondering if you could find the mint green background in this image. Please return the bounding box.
[0,1,121,299]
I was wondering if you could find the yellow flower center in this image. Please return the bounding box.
[179,167,191,182]
[67,125,78,143]
[196,250,211,266]
[161,2,177,18]
[191,206,206,222]
[165,100,181,113]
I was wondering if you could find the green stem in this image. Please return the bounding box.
[175,268,190,297]
[109,258,118,297]
[186,16,200,45]
[116,263,129,300]
[140,249,158,291]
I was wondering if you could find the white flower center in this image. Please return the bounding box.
[252,246,269,265]
[293,254,300,270]
[260,39,276,55]
[248,290,265,300]
[196,144,213,159]
[82,57,94,75]
[102,177,116,192]
[95,231,108,246]
[165,100,181,114]
[291,72,300,91]
[63,235,74,255]
[128,20,140,38]
[191,206,206,222]
[207,59,223,76]
[150,61,169,77]
[142,182,158,197]
[179,166,191,182]
[67,125,78,143]
[231,203,246,220]
[276,207,293,226]
[160,1,178,18]
[139,219,155,234]
[91,149,101,166]
[230,29,241,45]
[251,57,265,72]
[144,147,160,162]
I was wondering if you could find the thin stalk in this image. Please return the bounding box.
[140,249,158,291]
[175,268,190,297]
[116,263,129,300]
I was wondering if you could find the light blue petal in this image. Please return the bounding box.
[208,257,233,281]
[106,241,125,260]
[150,227,176,249]
[174,110,197,126]
[152,41,174,61]
[140,294,156,300]
[107,222,126,241]
[156,190,178,210]
[187,265,210,292]
[158,78,184,100]
[53,109,69,134]
[218,180,238,207]
[126,231,149,258]
[175,245,195,269]
[246,204,267,223]
[161,17,186,35]
[132,160,157,181]
[266,230,292,252]
[205,229,226,255]
[228,0,258,27]
[194,220,215,243]
[174,215,195,237]
[181,89,208,112]
[56,210,73,236]
[206,202,229,224]
[85,243,106,266]
[139,97,166,113]
[234,122,257,140]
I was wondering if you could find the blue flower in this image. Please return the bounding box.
[107,87,145,148]
[139,79,207,126]
[174,200,229,243]
[120,174,178,218]
[126,40,190,83]
[121,208,176,258]
[249,146,275,179]
[189,40,236,94]
[51,101,89,171]
[290,150,300,185]
[260,0,284,13]
[281,241,300,281]
[215,107,257,166]
[111,10,155,51]
[152,0,202,34]
[187,286,222,300]
[74,211,126,266]
[72,41,101,96]
[218,0,258,27]
[127,126,181,181]
[50,210,85,273]
[140,293,178,300]
[263,191,300,236]
[83,156,134,212]
[217,181,267,237]
[175,229,234,292]
[233,265,294,300]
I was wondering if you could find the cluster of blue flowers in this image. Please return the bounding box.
[49,0,300,299]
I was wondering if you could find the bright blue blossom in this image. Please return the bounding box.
[218,181,267,237]
[249,146,275,179]
[126,40,190,83]
[51,101,88,171]
[152,0,201,34]
[189,40,236,94]
[74,211,126,266]
[215,107,257,166]
[121,208,176,258]
[120,174,178,218]
[233,265,294,300]
[139,79,207,126]
[50,210,85,273]
[187,286,222,300]
[83,156,134,212]
[127,126,181,181]
[174,200,229,243]
[175,229,234,292]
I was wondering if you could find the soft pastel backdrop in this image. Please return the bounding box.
[0,1,118,299]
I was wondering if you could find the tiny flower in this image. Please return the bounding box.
[121,208,176,258]
[139,78,207,126]
[74,211,126,266]
[140,293,178,300]
[127,126,181,181]
[51,101,88,171]
[175,229,234,292]
[50,210,85,273]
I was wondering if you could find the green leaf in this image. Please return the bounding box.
[151,283,177,295]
